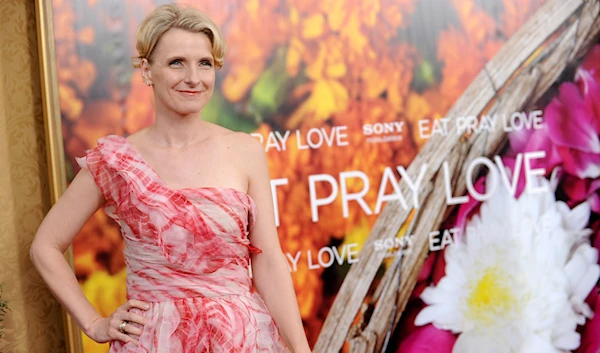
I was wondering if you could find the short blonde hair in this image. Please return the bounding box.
[132,4,226,69]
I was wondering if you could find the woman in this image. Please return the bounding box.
[30,4,311,352]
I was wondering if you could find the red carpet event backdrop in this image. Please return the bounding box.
[47,0,600,352]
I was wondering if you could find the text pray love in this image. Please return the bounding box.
[418,110,543,139]
[267,150,548,224]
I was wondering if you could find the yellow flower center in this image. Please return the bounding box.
[466,266,517,325]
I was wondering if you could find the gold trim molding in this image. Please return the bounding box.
[34,1,83,352]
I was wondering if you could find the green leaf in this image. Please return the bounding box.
[419,60,436,85]
[411,59,437,91]
[203,92,258,133]
[0,282,9,341]
[248,47,290,119]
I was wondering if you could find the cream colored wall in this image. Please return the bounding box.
[0,0,66,352]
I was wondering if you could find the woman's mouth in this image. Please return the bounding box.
[178,90,201,96]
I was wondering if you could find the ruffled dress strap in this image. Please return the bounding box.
[76,135,258,272]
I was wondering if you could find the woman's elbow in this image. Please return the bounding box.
[29,237,44,267]
[29,235,57,268]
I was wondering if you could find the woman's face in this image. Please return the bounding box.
[142,28,216,117]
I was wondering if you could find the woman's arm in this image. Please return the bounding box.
[243,136,311,353]
[30,169,147,345]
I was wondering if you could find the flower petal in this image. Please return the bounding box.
[522,334,563,353]
[577,290,600,353]
[557,146,600,179]
[577,45,600,92]
[452,332,506,353]
[414,305,438,326]
[397,324,456,353]
[546,83,600,153]
[561,200,592,231]
[589,192,600,214]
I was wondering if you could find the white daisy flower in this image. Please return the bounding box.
[415,171,600,353]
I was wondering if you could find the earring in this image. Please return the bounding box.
[145,81,151,86]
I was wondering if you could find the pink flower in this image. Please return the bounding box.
[395,299,427,343]
[507,120,562,177]
[591,222,600,266]
[595,227,600,265]
[396,324,456,353]
[546,45,600,179]
[452,177,485,234]
[509,44,600,180]
[577,45,600,98]
[576,289,600,353]
[562,174,600,214]
[545,81,600,179]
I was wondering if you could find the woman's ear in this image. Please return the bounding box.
[141,58,153,86]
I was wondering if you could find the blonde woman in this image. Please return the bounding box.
[31,4,310,353]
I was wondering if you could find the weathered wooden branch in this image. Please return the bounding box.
[313,0,600,352]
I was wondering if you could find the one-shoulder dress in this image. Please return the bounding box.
[77,135,288,353]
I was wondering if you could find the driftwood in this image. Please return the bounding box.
[313,0,600,352]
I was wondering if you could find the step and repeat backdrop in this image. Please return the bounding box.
[46,0,599,352]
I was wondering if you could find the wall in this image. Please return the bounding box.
[0,0,66,352]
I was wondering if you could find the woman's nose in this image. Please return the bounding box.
[184,66,200,85]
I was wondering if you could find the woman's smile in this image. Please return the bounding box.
[177,90,202,97]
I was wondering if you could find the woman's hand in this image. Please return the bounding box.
[86,299,150,346]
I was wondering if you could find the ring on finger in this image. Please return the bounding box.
[119,320,128,334]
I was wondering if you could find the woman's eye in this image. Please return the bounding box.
[200,60,213,67]
[169,59,182,66]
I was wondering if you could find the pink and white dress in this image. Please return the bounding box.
[77,135,288,353]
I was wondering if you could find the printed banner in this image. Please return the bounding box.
[50,0,600,352]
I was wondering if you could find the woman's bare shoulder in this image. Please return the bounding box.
[124,128,152,146]
[207,124,261,151]
[225,131,263,155]
[209,128,265,169]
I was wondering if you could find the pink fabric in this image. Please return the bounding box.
[77,135,287,353]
